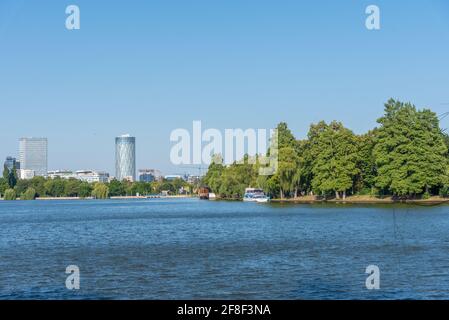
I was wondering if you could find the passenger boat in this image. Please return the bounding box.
[243,188,270,203]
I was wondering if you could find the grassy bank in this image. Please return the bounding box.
[271,195,449,205]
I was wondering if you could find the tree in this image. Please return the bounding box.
[30,176,46,197]
[3,188,16,200]
[354,131,377,195]
[64,178,81,197]
[79,182,93,198]
[92,183,109,199]
[373,99,447,196]
[108,179,126,196]
[22,187,37,200]
[3,165,10,180]
[44,178,65,197]
[277,146,298,199]
[308,121,359,199]
[3,164,17,188]
[14,179,31,196]
[203,159,225,193]
[0,178,9,197]
[265,122,302,199]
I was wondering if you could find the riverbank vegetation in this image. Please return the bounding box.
[203,99,449,200]
[0,174,193,200]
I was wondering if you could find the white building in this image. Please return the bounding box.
[19,169,35,180]
[75,170,109,183]
[164,174,185,181]
[47,170,109,183]
[48,170,76,179]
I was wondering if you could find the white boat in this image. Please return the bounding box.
[243,188,270,203]
[208,193,217,200]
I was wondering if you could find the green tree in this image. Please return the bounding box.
[3,188,16,200]
[277,146,298,199]
[14,179,31,196]
[92,183,109,199]
[216,157,257,198]
[30,176,46,197]
[44,178,65,197]
[22,187,37,200]
[79,182,93,198]
[64,178,81,197]
[2,165,9,180]
[373,99,448,196]
[354,131,377,195]
[308,121,359,199]
[203,159,225,193]
[3,164,17,188]
[108,179,126,196]
[0,178,9,197]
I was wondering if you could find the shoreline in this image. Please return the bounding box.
[270,195,449,205]
[0,195,196,201]
[2,195,449,205]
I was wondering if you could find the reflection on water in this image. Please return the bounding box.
[1,198,449,299]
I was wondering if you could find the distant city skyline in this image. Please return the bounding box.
[1,1,449,175]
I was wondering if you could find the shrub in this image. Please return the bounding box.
[92,183,109,199]
[22,187,37,200]
[3,189,17,200]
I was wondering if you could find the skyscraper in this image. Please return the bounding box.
[19,138,48,177]
[115,134,136,181]
[4,156,20,171]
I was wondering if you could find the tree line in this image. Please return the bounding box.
[0,173,192,200]
[203,99,449,200]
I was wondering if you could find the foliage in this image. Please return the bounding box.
[0,178,9,197]
[3,188,16,200]
[92,183,109,199]
[3,164,17,188]
[22,187,37,200]
[203,99,449,199]
[373,99,448,196]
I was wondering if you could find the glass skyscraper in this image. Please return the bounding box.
[19,138,48,177]
[115,134,136,181]
[4,156,20,171]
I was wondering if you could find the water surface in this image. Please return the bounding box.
[1,198,449,299]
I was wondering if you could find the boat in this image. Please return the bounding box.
[243,188,270,203]
[198,187,210,200]
[208,193,217,200]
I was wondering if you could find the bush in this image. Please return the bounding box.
[440,186,449,198]
[92,183,109,199]
[22,187,37,200]
[3,189,16,200]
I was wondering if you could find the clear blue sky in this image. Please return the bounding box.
[1,0,449,175]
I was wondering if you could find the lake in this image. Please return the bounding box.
[1,198,449,299]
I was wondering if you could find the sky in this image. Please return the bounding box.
[1,0,449,175]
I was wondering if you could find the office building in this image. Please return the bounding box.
[19,137,48,177]
[115,134,136,181]
[4,156,20,171]
[138,169,157,182]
